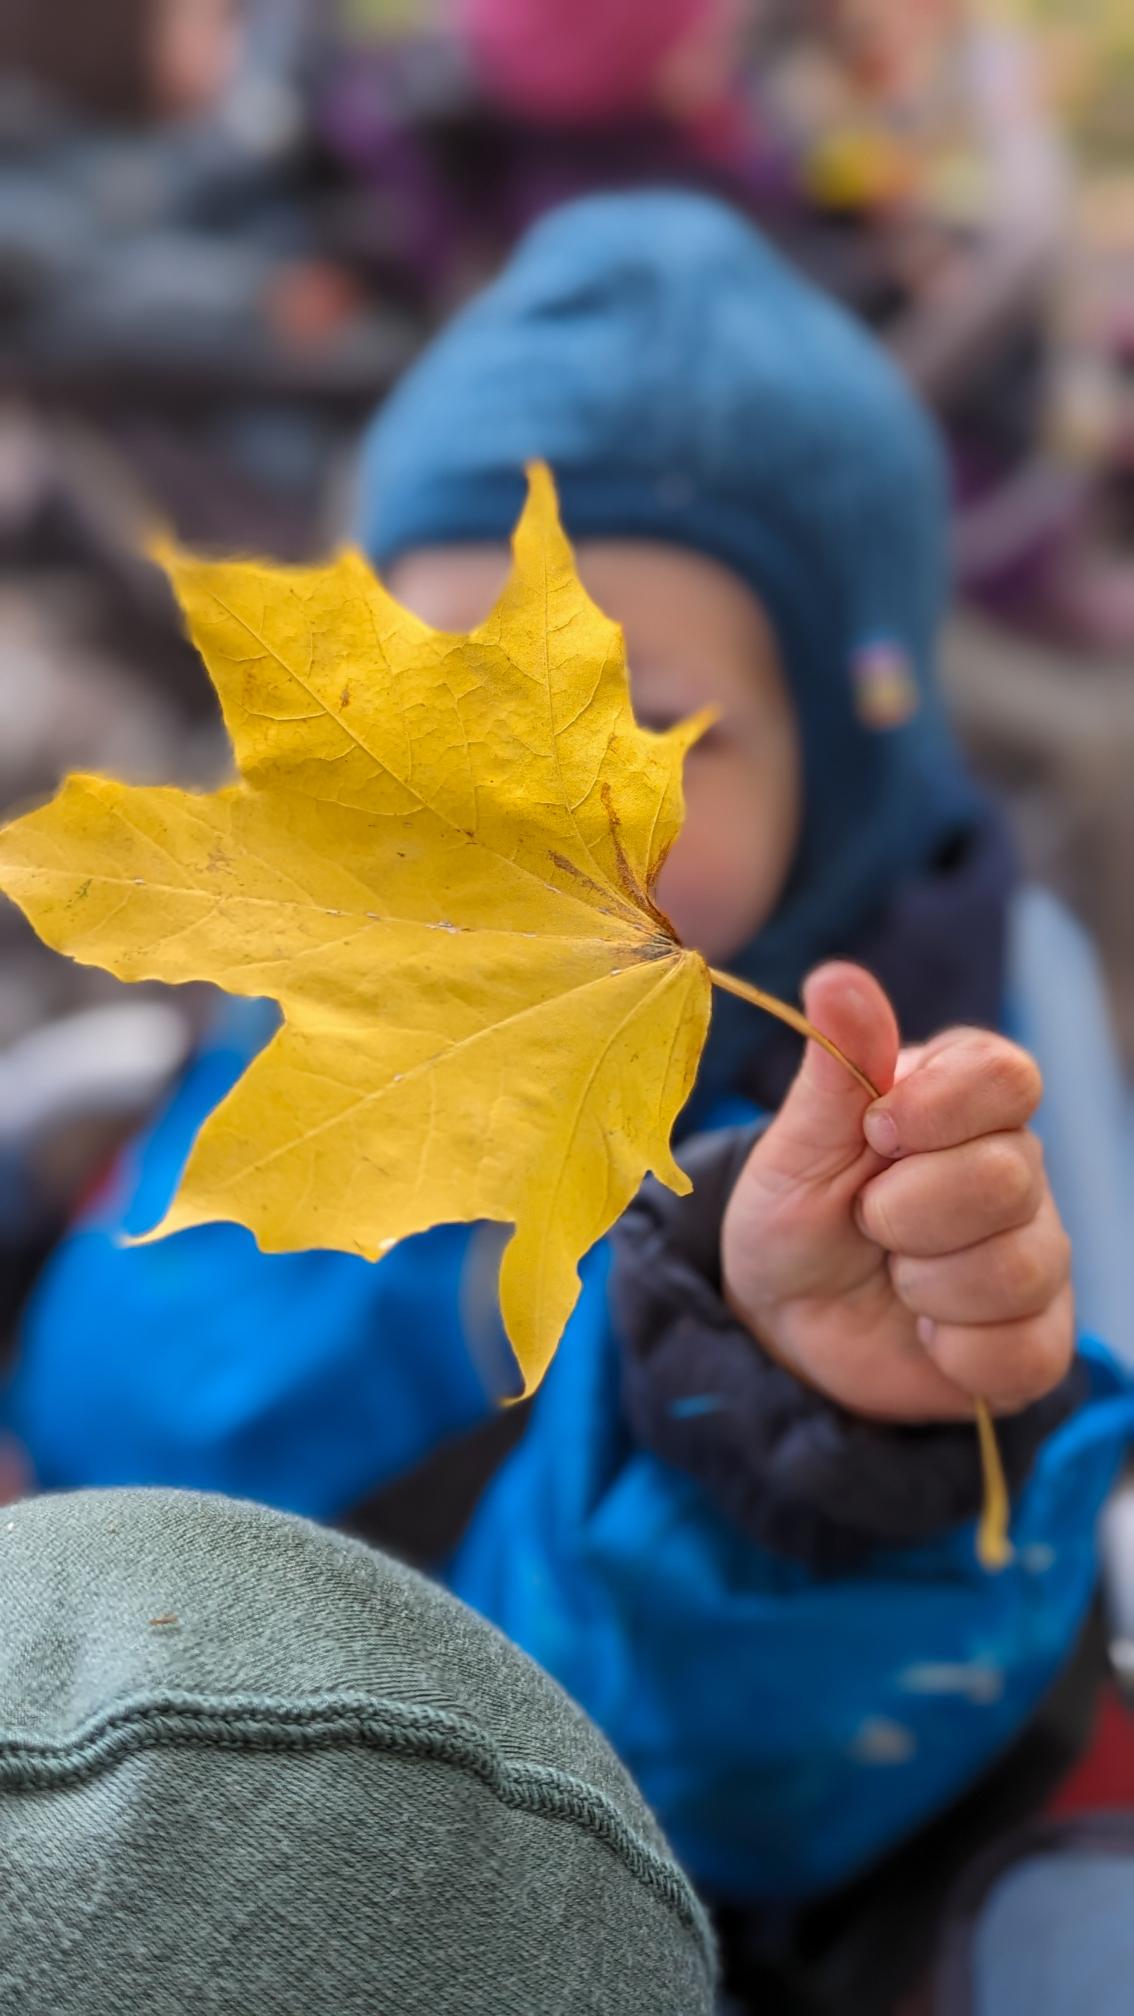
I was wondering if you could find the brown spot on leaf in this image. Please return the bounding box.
[599,780,672,930]
[547,850,619,911]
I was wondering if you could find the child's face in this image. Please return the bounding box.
[387,541,801,964]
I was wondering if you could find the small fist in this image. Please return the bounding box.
[722,963,1074,1422]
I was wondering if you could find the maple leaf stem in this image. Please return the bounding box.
[708,963,1012,1573]
[974,1397,1012,1570]
[708,966,879,1096]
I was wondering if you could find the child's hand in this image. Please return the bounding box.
[721,963,1074,1421]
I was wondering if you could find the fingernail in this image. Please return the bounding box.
[916,1316,936,1348]
[864,1107,899,1157]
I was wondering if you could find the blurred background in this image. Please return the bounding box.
[0,0,1131,1360]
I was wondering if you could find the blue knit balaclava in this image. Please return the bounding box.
[357,190,982,1102]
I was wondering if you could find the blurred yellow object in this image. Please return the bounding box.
[340,0,442,38]
[805,126,917,210]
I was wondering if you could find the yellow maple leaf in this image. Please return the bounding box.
[0,465,717,1395]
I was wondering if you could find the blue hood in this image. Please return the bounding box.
[358,190,983,1098]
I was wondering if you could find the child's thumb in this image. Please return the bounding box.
[766,963,901,1184]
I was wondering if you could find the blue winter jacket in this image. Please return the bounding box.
[9,993,1131,1901]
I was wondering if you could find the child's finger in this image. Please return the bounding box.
[855,1131,1045,1257]
[750,962,899,1188]
[864,1030,1042,1159]
[915,1282,1076,1411]
[890,1193,1071,1328]
[797,962,899,1109]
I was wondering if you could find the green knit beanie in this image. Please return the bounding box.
[0,1489,714,2014]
